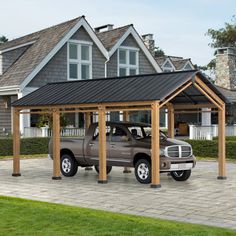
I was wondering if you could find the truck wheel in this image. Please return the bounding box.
[94,165,112,175]
[170,170,191,181]
[60,154,78,177]
[135,159,151,184]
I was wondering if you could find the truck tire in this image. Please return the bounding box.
[134,159,151,184]
[170,169,191,181]
[94,165,112,175]
[60,154,78,177]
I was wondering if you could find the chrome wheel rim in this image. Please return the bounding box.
[173,171,184,177]
[62,158,71,173]
[137,163,149,180]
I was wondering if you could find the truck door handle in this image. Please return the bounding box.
[110,144,116,148]
[89,143,94,147]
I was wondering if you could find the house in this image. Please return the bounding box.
[0,16,163,135]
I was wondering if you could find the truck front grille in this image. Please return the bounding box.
[166,145,192,158]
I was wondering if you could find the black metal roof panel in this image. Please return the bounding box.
[12,70,229,107]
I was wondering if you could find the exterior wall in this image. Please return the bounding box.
[28,26,105,87]
[1,45,30,74]
[107,34,156,77]
[107,51,118,77]
[215,48,236,90]
[28,44,67,87]
[0,95,17,135]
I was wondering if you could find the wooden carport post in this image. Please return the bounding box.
[12,108,21,177]
[98,105,107,183]
[123,111,132,174]
[218,104,226,179]
[167,103,174,139]
[151,101,161,188]
[52,108,61,180]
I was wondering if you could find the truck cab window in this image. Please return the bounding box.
[111,127,128,142]
[93,126,111,140]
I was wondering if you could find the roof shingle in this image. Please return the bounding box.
[0,17,82,87]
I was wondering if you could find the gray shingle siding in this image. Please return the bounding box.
[28,26,105,87]
[1,45,30,74]
[0,95,17,135]
[28,44,67,87]
[107,51,117,77]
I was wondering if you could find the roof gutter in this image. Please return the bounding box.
[0,85,20,95]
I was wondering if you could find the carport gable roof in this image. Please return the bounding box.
[12,70,229,108]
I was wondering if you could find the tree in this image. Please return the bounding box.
[203,16,236,72]
[0,35,8,43]
[154,47,165,57]
[207,16,236,48]
[37,113,69,129]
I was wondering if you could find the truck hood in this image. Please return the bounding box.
[135,137,191,149]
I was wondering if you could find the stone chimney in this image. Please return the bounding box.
[215,47,236,89]
[142,34,155,56]
[94,24,114,33]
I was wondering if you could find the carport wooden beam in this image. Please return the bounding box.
[98,105,107,184]
[12,108,21,177]
[167,103,174,139]
[52,108,61,180]
[151,101,161,188]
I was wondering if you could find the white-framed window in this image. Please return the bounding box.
[162,60,174,72]
[118,47,139,76]
[67,40,92,80]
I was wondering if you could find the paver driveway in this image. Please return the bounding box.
[0,158,236,229]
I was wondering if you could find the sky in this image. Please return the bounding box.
[0,0,235,66]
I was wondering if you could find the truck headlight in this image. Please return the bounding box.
[160,149,165,156]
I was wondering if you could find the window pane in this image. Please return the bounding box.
[69,63,78,79]
[129,51,137,65]
[119,49,126,64]
[129,69,137,75]
[119,68,127,76]
[69,44,77,59]
[81,64,90,79]
[81,45,89,61]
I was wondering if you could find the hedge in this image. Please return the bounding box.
[0,138,50,156]
[213,136,236,141]
[182,139,236,160]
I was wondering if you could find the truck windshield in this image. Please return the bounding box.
[127,126,167,140]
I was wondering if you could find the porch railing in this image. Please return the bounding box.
[189,124,236,140]
[24,127,85,138]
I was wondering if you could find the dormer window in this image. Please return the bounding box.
[162,60,174,72]
[118,47,139,76]
[68,40,92,80]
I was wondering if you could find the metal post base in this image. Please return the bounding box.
[52,176,62,180]
[12,173,21,177]
[150,184,161,189]
[97,180,108,184]
[217,176,227,180]
[123,170,132,173]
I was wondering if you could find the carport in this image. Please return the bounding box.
[12,70,228,188]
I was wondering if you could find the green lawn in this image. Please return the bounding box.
[0,196,235,236]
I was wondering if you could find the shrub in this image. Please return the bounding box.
[182,139,236,160]
[0,138,50,156]
[213,136,236,141]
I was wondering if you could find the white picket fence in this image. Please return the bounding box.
[189,124,236,140]
[24,127,85,137]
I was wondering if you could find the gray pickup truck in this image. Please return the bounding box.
[49,122,196,184]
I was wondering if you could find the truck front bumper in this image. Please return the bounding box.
[160,155,196,172]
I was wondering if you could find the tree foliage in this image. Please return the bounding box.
[37,113,69,128]
[0,35,8,43]
[154,47,165,57]
[207,16,236,48]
